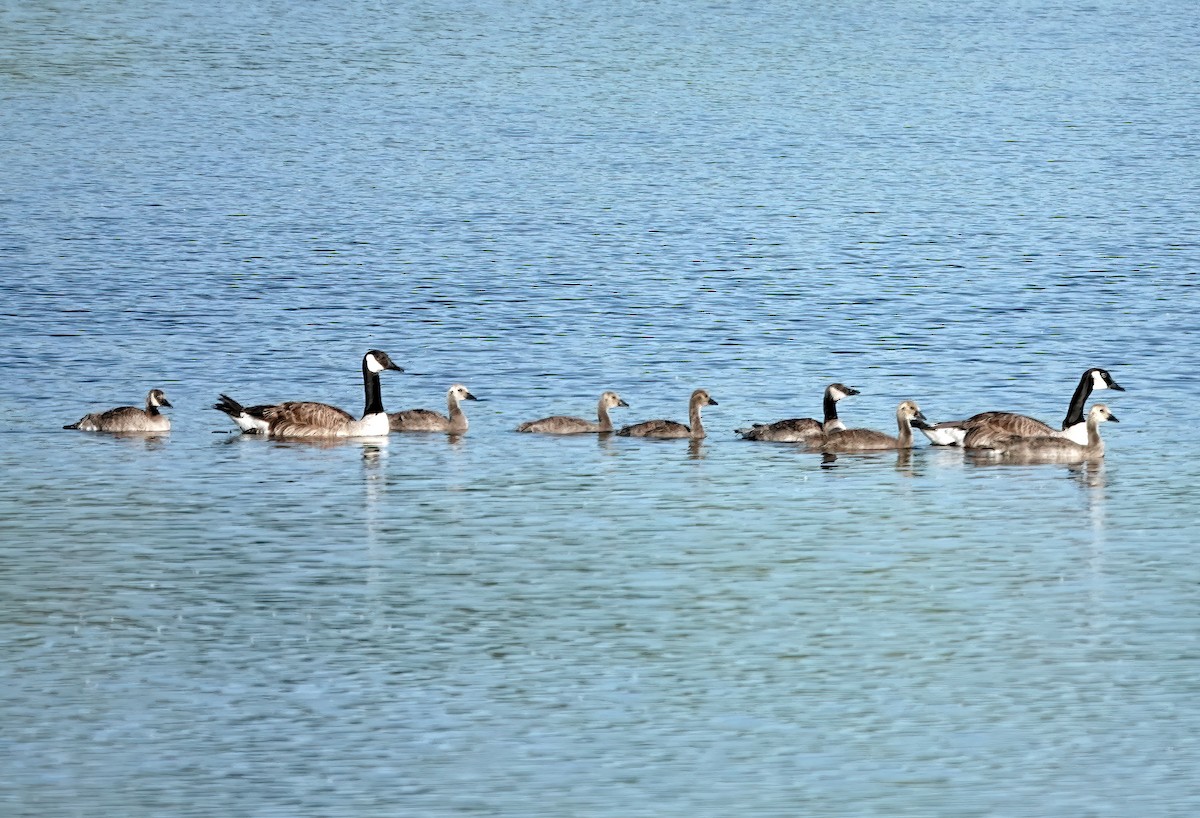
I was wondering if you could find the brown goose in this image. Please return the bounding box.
[984,404,1118,462]
[820,400,928,452]
[516,391,629,434]
[65,389,172,433]
[214,350,404,438]
[389,384,477,434]
[617,389,717,440]
[920,368,1124,447]
[735,383,859,443]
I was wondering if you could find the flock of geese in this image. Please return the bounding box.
[64,350,1125,462]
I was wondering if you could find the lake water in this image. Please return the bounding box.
[3,1,1200,815]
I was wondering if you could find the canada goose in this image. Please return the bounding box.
[617,389,717,439]
[735,383,859,442]
[920,368,1124,447]
[389,384,477,434]
[214,350,403,438]
[984,404,1118,461]
[65,389,172,433]
[516,391,629,434]
[820,400,928,452]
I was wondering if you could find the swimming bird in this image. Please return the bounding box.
[920,368,1124,447]
[65,389,172,433]
[820,400,928,452]
[214,349,403,438]
[983,404,1118,462]
[516,391,629,434]
[617,389,717,439]
[389,384,477,434]
[735,383,859,442]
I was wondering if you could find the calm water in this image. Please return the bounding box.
[3,1,1200,815]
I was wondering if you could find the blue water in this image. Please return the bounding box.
[3,1,1200,816]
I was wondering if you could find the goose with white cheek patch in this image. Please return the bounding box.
[617,389,717,440]
[214,350,404,438]
[517,391,629,434]
[820,400,929,452]
[736,383,859,443]
[389,384,477,434]
[65,389,172,433]
[920,367,1124,447]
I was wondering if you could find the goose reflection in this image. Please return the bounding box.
[96,430,171,450]
[818,448,914,473]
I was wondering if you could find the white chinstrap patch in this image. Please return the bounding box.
[365,353,386,374]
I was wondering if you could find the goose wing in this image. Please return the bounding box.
[617,419,690,438]
[961,412,1056,448]
[821,428,898,452]
[75,406,162,432]
[517,415,597,434]
[389,408,450,432]
[737,417,823,442]
[264,401,355,437]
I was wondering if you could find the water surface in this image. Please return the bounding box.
[3,1,1199,816]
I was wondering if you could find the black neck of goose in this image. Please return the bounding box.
[823,391,839,424]
[362,360,384,416]
[145,398,160,416]
[1062,371,1093,429]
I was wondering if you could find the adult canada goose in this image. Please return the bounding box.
[516,391,629,434]
[616,389,717,439]
[984,404,1118,462]
[820,400,929,452]
[389,384,477,434]
[735,383,859,442]
[214,349,403,438]
[920,368,1124,447]
[64,389,172,433]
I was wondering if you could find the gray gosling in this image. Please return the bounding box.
[617,389,717,440]
[517,391,629,434]
[214,350,404,438]
[920,368,1124,447]
[983,403,1118,461]
[820,400,929,452]
[65,389,172,433]
[736,383,859,442]
[389,384,477,434]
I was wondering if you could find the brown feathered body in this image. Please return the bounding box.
[66,389,171,433]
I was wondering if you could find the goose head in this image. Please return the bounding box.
[449,384,477,402]
[364,350,405,374]
[691,389,718,407]
[1088,368,1124,392]
[1089,404,1119,424]
[827,383,860,401]
[898,400,929,429]
[600,391,629,409]
[147,389,172,409]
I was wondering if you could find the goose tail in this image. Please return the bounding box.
[213,394,245,417]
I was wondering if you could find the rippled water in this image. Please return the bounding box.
[3,1,1200,815]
